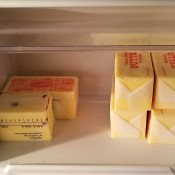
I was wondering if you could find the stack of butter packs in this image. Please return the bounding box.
[0,76,78,141]
[110,52,154,139]
[148,52,175,144]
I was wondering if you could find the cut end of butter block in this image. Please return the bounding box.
[3,76,79,119]
[152,52,175,109]
[110,76,147,139]
[0,93,55,141]
[115,52,154,110]
[147,109,175,144]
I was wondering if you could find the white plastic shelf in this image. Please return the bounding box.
[1,98,175,167]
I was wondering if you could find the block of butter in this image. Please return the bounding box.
[115,52,154,110]
[152,52,175,109]
[3,76,78,119]
[0,93,55,141]
[110,76,147,138]
[147,109,175,144]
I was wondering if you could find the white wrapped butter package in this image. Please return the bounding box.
[115,52,154,110]
[148,109,175,144]
[3,76,78,119]
[0,93,55,141]
[152,52,175,109]
[110,77,147,139]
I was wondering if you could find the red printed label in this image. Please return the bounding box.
[124,52,142,68]
[163,52,175,69]
[30,82,53,88]
[7,77,75,92]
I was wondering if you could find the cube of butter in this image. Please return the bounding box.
[152,52,175,109]
[0,93,55,141]
[110,76,147,138]
[115,52,154,110]
[147,109,175,144]
[3,76,78,119]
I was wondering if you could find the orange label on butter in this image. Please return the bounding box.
[7,77,75,92]
[124,52,142,68]
[163,52,175,69]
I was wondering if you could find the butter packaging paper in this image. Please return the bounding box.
[3,76,78,119]
[110,76,147,138]
[147,109,175,144]
[0,93,55,141]
[152,52,175,109]
[115,52,154,110]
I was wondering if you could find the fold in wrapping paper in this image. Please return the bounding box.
[110,76,147,138]
[148,110,175,144]
[115,52,154,110]
[154,79,175,109]
[115,78,153,111]
[53,92,78,120]
[3,76,78,119]
[110,111,147,138]
[152,52,175,109]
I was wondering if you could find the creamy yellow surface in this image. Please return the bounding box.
[152,52,175,109]
[0,93,50,112]
[0,93,54,141]
[110,76,147,138]
[115,52,154,110]
[147,109,175,144]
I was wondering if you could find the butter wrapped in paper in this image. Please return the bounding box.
[152,52,175,109]
[147,109,175,144]
[0,93,55,141]
[115,52,154,110]
[3,76,78,119]
[110,76,147,138]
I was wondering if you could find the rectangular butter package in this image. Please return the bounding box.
[0,93,55,141]
[147,109,175,144]
[110,76,147,139]
[152,52,175,109]
[3,76,78,119]
[115,52,154,110]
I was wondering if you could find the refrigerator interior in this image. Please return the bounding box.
[1,6,175,175]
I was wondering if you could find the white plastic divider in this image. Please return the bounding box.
[0,165,174,175]
[1,7,175,47]
[1,46,175,53]
[1,21,175,47]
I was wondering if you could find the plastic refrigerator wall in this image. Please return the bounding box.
[1,1,175,175]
